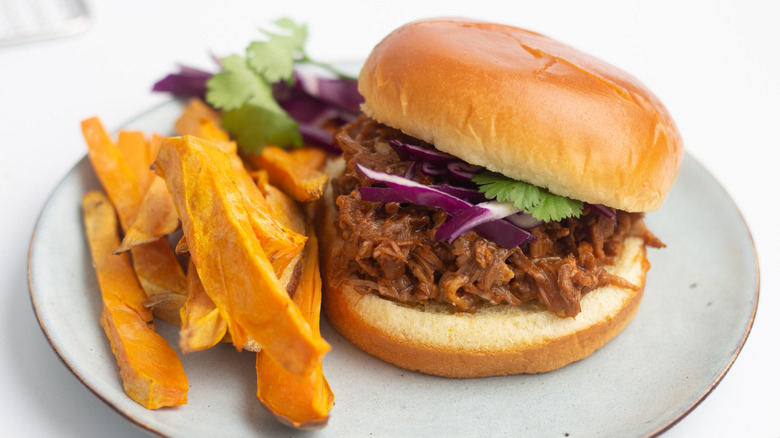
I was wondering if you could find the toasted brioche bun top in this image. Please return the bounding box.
[358,18,684,212]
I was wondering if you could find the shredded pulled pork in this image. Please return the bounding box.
[329,116,664,317]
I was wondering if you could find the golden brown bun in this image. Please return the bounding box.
[317,167,650,377]
[358,18,684,212]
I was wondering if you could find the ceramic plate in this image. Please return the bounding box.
[29,100,758,437]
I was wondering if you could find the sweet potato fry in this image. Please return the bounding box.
[175,98,237,154]
[179,259,228,353]
[81,118,142,231]
[175,103,306,274]
[149,133,166,162]
[292,146,329,171]
[256,219,333,428]
[179,184,306,354]
[229,153,307,277]
[154,136,330,376]
[82,191,187,409]
[250,169,270,192]
[261,185,305,234]
[115,177,179,253]
[251,146,329,202]
[174,104,306,275]
[83,191,151,321]
[82,117,187,324]
[117,131,153,195]
[175,99,222,136]
[130,238,187,325]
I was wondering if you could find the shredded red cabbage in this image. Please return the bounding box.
[379,140,617,224]
[387,140,486,185]
[278,95,342,126]
[430,184,486,204]
[294,70,363,113]
[403,162,417,179]
[446,161,483,185]
[275,73,360,124]
[296,124,343,154]
[152,65,212,99]
[355,163,536,248]
[356,164,472,213]
[153,64,361,153]
[273,70,362,152]
[388,139,457,164]
[586,203,617,220]
[506,212,544,229]
[473,220,536,248]
[419,161,448,177]
[435,202,531,244]
[387,139,486,191]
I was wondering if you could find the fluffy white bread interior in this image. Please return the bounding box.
[358,18,684,212]
[317,162,650,377]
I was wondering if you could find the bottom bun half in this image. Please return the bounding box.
[317,174,650,378]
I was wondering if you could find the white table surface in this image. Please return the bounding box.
[2,1,777,436]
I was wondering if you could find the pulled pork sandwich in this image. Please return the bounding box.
[317,18,683,377]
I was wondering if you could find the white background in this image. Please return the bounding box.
[1,0,777,436]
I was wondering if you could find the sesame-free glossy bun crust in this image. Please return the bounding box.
[358,18,684,212]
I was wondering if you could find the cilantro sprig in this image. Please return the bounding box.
[205,18,350,154]
[472,171,583,222]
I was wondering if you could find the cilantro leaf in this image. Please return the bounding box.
[532,195,583,222]
[267,18,307,51]
[473,171,583,221]
[206,55,269,111]
[247,19,307,83]
[202,17,352,153]
[221,97,302,154]
[473,172,542,211]
[206,53,300,152]
[246,40,296,84]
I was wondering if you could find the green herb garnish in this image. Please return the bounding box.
[472,171,583,221]
[205,18,350,154]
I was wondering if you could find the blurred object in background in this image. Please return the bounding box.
[0,0,89,46]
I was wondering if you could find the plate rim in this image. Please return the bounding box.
[650,168,760,435]
[27,154,175,438]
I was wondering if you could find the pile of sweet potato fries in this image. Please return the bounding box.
[80,99,334,428]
